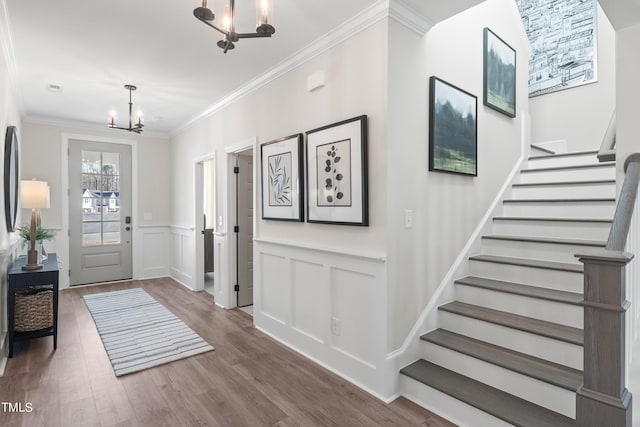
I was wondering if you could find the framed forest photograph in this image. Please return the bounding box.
[306,115,368,225]
[483,27,516,117]
[429,76,477,176]
[261,133,304,221]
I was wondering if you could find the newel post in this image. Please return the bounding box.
[576,251,634,426]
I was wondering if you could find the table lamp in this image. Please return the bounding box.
[20,179,50,270]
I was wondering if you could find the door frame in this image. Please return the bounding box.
[193,152,216,292]
[221,137,256,309]
[60,133,138,289]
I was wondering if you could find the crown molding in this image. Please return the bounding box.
[24,116,170,140]
[173,0,391,136]
[388,0,435,35]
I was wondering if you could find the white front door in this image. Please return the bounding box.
[69,140,133,285]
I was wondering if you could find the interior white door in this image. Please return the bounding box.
[236,153,253,307]
[69,140,132,285]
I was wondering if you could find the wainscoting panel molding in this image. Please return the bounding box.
[136,226,170,280]
[254,239,389,398]
[0,234,20,374]
[169,226,195,289]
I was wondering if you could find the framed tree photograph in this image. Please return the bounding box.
[483,27,516,117]
[429,76,477,176]
[306,115,368,225]
[260,133,304,221]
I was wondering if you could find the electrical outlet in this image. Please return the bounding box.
[331,317,341,336]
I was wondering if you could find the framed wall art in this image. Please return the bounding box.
[306,115,368,226]
[429,76,477,176]
[483,27,516,118]
[517,0,597,96]
[260,133,304,221]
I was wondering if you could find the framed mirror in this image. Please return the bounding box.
[4,126,19,232]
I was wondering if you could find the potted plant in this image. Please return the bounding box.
[17,224,55,261]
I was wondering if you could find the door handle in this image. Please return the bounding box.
[125,226,131,231]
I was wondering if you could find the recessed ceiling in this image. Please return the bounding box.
[3,0,379,135]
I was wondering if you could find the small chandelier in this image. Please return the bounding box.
[193,0,275,54]
[108,84,144,134]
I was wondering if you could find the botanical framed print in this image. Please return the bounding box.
[260,133,304,221]
[483,27,516,118]
[429,76,477,176]
[306,115,368,225]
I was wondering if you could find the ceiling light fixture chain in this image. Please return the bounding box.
[193,0,275,53]
[108,84,144,134]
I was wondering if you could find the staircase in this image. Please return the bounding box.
[400,150,617,426]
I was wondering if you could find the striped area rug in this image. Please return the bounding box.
[83,288,214,376]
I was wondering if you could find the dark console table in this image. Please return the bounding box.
[7,253,59,358]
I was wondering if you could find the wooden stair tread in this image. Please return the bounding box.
[503,198,615,203]
[482,234,606,247]
[512,179,615,188]
[521,163,614,173]
[528,150,597,160]
[401,360,576,427]
[493,216,612,223]
[469,254,583,273]
[421,329,583,391]
[438,301,583,345]
[455,275,583,305]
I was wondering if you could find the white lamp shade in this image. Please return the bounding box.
[20,180,50,209]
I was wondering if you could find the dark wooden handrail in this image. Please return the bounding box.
[606,153,640,250]
[597,110,616,162]
[574,152,640,426]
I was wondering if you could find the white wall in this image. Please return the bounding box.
[0,37,21,366]
[170,21,388,256]
[385,0,530,351]
[169,18,389,393]
[528,5,616,152]
[19,121,172,286]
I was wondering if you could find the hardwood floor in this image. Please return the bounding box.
[0,278,456,427]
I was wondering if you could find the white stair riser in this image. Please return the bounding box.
[520,166,615,183]
[421,342,576,418]
[511,183,616,199]
[439,311,583,369]
[400,376,514,427]
[527,154,600,169]
[469,260,583,293]
[493,219,611,241]
[481,238,602,264]
[502,201,615,218]
[455,284,583,328]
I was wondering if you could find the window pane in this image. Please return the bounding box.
[103,221,121,245]
[82,151,101,174]
[82,222,101,246]
[102,152,120,177]
[82,174,101,192]
[82,197,101,218]
[104,201,120,218]
[101,175,120,192]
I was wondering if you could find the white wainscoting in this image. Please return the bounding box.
[254,239,389,398]
[0,234,21,374]
[136,225,170,280]
[169,226,195,289]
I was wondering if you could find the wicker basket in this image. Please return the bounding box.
[14,289,53,332]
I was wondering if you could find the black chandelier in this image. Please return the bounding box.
[193,0,275,53]
[108,84,144,134]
